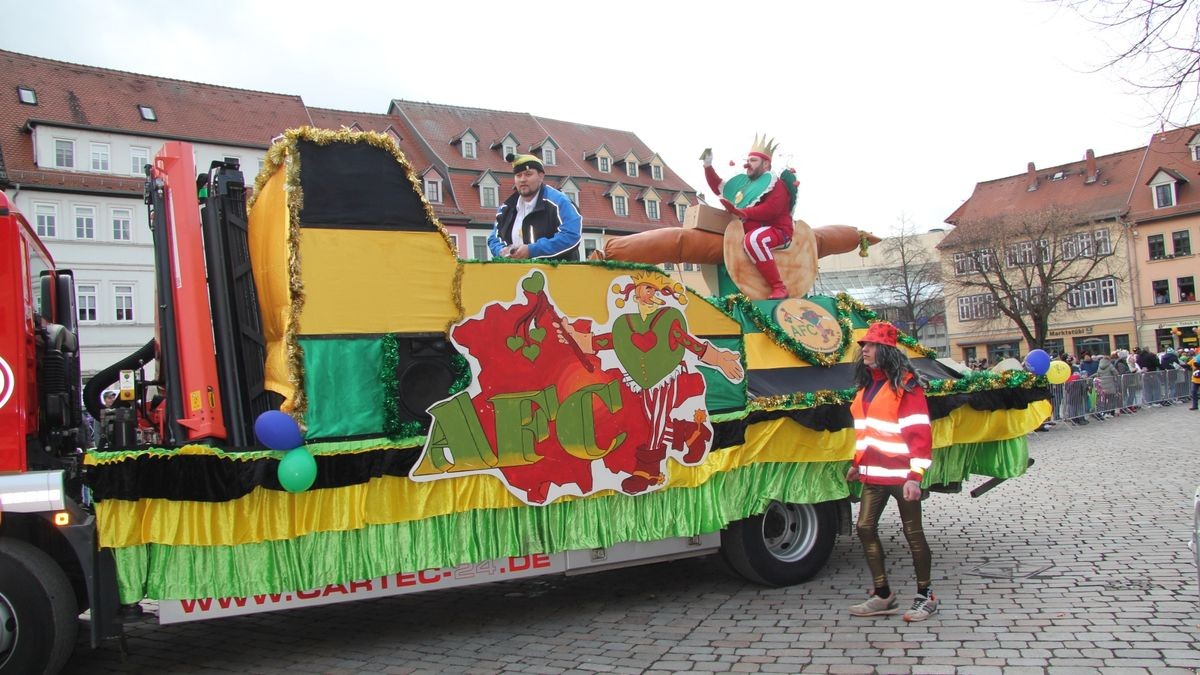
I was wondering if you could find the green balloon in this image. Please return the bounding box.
[278,447,317,493]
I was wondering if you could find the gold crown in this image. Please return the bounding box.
[749,133,779,159]
[630,270,671,289]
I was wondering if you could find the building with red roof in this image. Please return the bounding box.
[940,124,1200,361]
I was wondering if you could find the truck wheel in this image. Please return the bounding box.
[0,538,78,675]
[721,500,838,587]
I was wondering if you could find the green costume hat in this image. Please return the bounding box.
[507,153,544,174]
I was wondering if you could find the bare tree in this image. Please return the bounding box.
[1058,0,1200,123]
[875,217,944,341]
[942,206,1125,349]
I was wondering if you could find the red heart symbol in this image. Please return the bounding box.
[630,330,657,352]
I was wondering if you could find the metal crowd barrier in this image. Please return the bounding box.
[1047,368,1192,422]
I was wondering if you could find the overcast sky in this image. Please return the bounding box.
[1,0,1177,234]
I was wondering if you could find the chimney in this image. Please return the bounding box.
[1084,149,1097,184]
[1026,162,1038,191]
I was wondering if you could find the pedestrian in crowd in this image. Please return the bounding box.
[846,322,938,622]
[1160,347,1180,371]
[1094,354,1119,419]
[1080,352,1098,376]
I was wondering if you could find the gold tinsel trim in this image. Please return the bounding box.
[251,126,462,419]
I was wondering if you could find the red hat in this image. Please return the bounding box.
[858,321,899,348]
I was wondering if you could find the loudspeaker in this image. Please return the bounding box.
[395,336,458,423]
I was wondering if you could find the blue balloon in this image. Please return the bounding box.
[1025,349,1051,376]
[254,410,304,450]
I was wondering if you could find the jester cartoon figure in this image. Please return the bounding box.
[560,270,744,493]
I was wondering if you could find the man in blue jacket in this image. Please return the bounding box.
[488,153,582,261]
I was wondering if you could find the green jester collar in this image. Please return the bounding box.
[721,172,777,209]
[611,306,687,391]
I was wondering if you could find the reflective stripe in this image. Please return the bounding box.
[860,466,912,478]
[911,458,933,470]
[898,413,930,428]
[855,438,911,455]
[862,417,901,434]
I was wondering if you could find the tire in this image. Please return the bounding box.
[0,538,79,675]
[721,500,839,587]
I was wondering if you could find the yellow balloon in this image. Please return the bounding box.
[1046,360,1071,385]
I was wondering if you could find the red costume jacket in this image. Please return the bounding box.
[704,165,794,241]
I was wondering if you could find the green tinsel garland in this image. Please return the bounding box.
[448,353,470,395]
[708,293,854,367]
[380,334,402,436]
[747,369,1047,412]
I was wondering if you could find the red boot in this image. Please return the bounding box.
[753,259,789,299]
[621,444,666,494]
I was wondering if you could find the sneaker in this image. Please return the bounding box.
[902,593,938,622]
[849,592,898,617]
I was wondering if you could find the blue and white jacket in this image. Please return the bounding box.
[487,184,582,261]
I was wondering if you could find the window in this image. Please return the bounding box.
[74,206,96,239]
[1172,230,1191,256]
[130,146,150,175]
[1179,276,1196,302]
[598,156,611,173]
[626,161,638,177]
[582,237,600,260]
[564,190,579,207]
[17,86,36,105]
[952,249,994,275]
[613,195,627,216]
[471,235,490,261]
[463,140,476,159]
[138,105,157,121]
[542,147,556,166]
[646,200,660,220]
[1148,234,1166,260]
[1152,279,1170,305]
[114,285,135,322]
[662,262,675,271]
[76,284,97,323]
[54,139,74,168]
[112,208,133,241]
[424,179,441,203]
[683,262,696,271]
[1154,183,1175,208]
[34,203,57,237]
[1093,229,1112,256]
[1067,277,1118,309]
[1005,240,1037,267]
[956,293,999,322]
[1114,334,1130,351]
[651,165,663,181]
[502,143,516,159]
[481,186,498,209]
[1194,145,1200,161]
[90,143,110,171]
[676,203,688,222]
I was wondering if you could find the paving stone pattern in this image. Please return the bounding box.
[65,406,1200,674]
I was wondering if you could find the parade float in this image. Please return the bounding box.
[1,127,1051,669]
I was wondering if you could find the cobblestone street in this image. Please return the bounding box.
[65,405,1200,674]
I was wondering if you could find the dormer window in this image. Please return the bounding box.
[560,178,580,207]
[651,164,663,181]
[1193,145,1200,162]
[1148,168,1185,209]
[599,156,611,173]
[424,177,442,203]
[138,105,157,121]
[1189,134,1200,161]
[463,140,476,159]
[646,199,659,220]
[475,171,500,209]
[613,195,627,216]
[676,202,688,221]
[626,161,638,177]
[503,142,516,158]
[542,146,556,166]
[1155,183,1175,208]
[17,86,36,105]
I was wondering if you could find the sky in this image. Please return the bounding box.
[1,0,1181,235]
